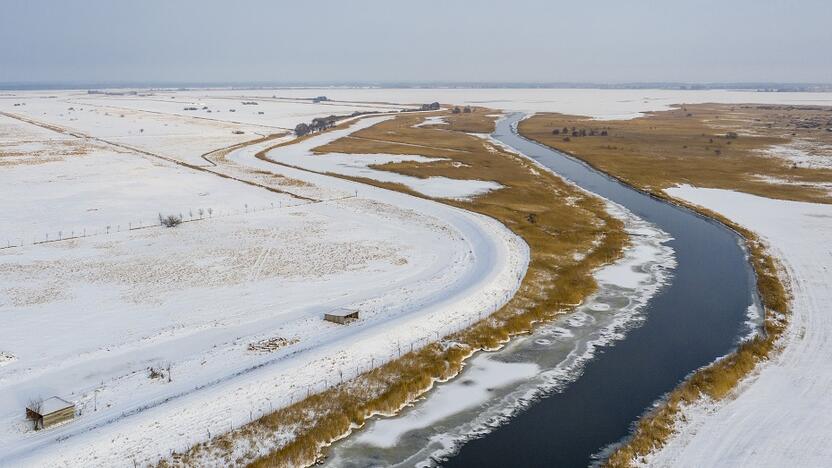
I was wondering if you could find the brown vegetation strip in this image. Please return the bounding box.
[518,107,797,467]
[166,108,628,467]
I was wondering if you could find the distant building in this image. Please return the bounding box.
[324,308,359,324]
[26,397,75,430]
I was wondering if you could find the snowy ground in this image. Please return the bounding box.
[643,186,832,468]
[213,88,832,120]
[0,90,411,165]
[3,88,832,466]
[260,115,504,200]
[0,93,527,466]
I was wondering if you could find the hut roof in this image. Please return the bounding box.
[327,307,358,317]
[33,397,74,415]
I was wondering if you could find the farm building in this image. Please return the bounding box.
[324,308,359,324]
[26,397,75,429]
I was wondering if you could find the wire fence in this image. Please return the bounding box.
[1,193,358,251]
[204,283,518,444]
[51,256,520,464]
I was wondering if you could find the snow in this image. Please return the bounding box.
[3,87,831,466]
[325,200,677,466]
[354,356,540,448]
[0,144,290,243]
[644,185,832,468]
[594,241,664,289]
[413,116,447,127]
[0,99,529,467]
[759,141,832,170]
[0,91,409,166]
[261,115,504,200]
[37,397,73,415]
[751,174,832,196]
[217,88,832,120]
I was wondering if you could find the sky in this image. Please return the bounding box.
[1,0,830,85]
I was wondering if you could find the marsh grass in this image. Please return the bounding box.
[168,109,628,467]
[604,203,789,467]
[517,108,794,467]
[520,104,832,205]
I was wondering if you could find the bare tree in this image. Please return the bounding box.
[160,214,183,228]
[26,398,43,430]
[294,123,310,136]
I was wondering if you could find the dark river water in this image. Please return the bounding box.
[326,113,758,468]
[441,114,757,467]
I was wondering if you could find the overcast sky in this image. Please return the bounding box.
[1,0,830,84]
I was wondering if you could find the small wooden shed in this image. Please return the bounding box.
[324,308,359,325]
[26,397,75,429]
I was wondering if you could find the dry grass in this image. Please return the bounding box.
[439,107,500,133]
[167,109,628,467]
[520,104,832,204]
[604,199,789,468]
[517,105,799,467]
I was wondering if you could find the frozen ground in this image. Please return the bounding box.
[643,186,832,468]
[0,94,527,466]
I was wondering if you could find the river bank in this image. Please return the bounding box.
[431,114,757,467]
[162,108,629,466]
[324,201,675,467]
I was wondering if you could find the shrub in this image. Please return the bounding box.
[26,398,42,430]
[294,123,310,136]
[159,214,183,228]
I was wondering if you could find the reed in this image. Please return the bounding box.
[517,111,792,468]
[166,108,629,467]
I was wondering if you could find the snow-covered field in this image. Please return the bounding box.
[215,88,832,120]
[643,186,832,468]
[0,90,411,165]
[0,91,527,466]
[3,88,832,466]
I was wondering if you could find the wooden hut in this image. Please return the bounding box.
[324,308,359,325]
[26,397,75,429]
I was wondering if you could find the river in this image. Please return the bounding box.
[324,113,758,467]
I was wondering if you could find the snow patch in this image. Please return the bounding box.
[648,185,832,467]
